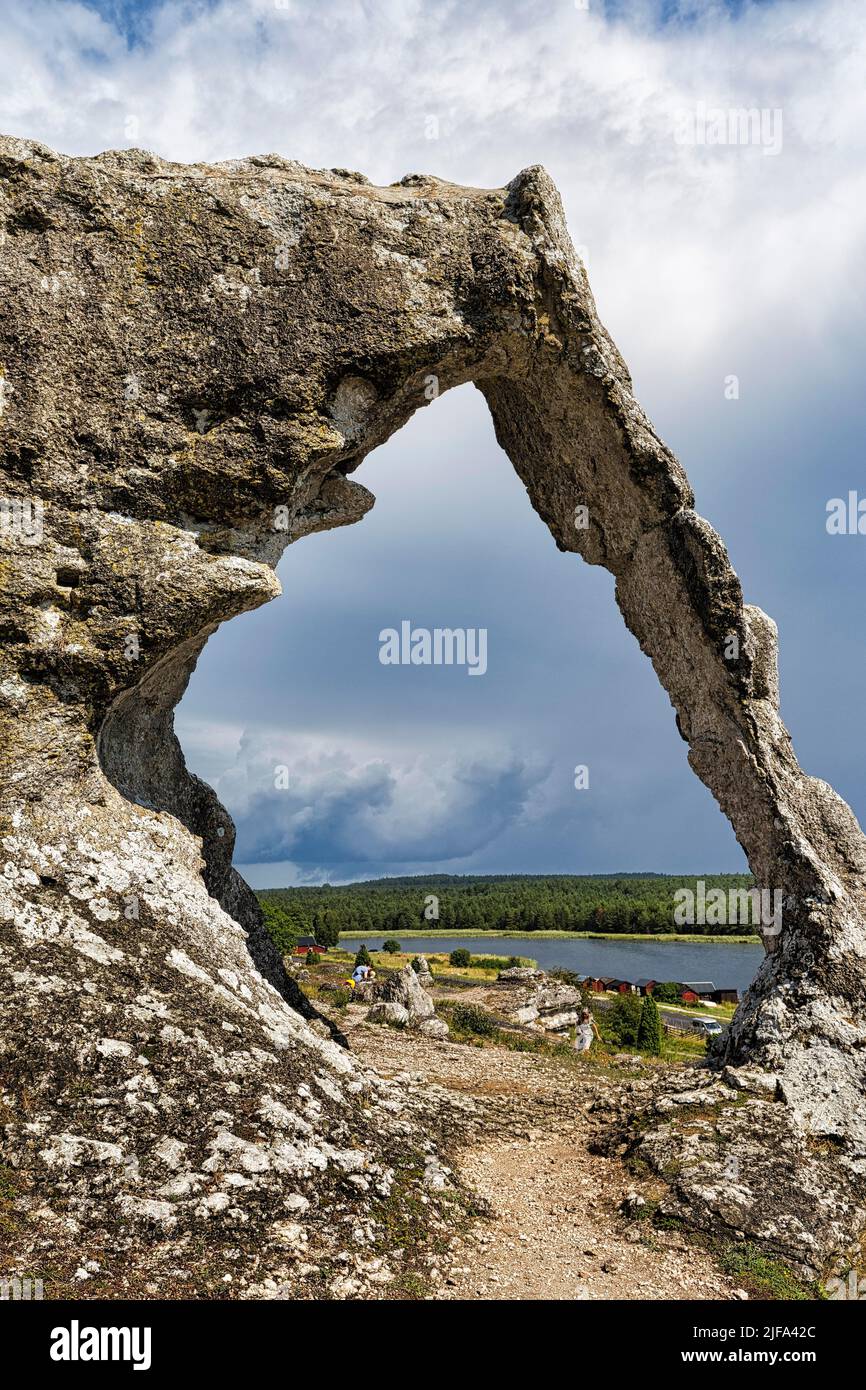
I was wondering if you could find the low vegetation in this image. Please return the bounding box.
[718,1243,821,1301]
[448,1003,498,1037]
[299,946,532,987]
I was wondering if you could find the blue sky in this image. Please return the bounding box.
[77,0,778,41]
[3,0,864,886]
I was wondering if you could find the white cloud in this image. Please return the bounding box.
[3,0,864,366]
[1,0,861,430]
[204,726,549,865]
[4,0,863,395]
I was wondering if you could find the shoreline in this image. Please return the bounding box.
[337,929,762,945]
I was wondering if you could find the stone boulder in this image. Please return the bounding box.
[542,1011,581,1032]
[496,970,582,1032]
[510,1003,541,1026]
[367,1001,411,1028]
[411,955,434,988]
[367,964,448,1037]
[535,983,582,1015]
[497,967,544,983]
[378,963,435,1020]
[591,1069,866,1279]
[417,1018,450,1041]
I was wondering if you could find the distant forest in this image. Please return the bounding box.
[256,873,756,952]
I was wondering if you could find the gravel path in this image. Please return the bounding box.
[344,1011,741,1301]
[441,1130,736,1300]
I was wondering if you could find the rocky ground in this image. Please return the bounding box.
[1,943,832,1300]
[341,1003,742,1300]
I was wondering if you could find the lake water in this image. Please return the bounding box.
[347,935,764,996]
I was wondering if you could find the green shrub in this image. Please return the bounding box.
[650,981,682,1004]
[507,955,522,968]
[549,967,582,986]
[720,1244,815,1300]
[382,939,402,954]
[450,1004,496,1036]
[449,949,472,968]
[330,989,353,1009]
[606,992,643,1046]
[354,943,372,967]
[637,993,662,1055]
[260,900,300,956]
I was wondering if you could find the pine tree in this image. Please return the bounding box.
[637,993,663,1056]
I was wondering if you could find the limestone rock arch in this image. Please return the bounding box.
[1,135,864,1280]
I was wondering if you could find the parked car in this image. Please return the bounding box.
[691,1018,723,1036]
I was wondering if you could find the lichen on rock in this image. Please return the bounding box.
[1,134,865,1287]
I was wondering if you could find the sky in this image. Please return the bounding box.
[3,0,865,886]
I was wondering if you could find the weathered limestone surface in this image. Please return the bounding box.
[494,971,582,1031]
[1,135,865,1282]
[367,962,449,1038]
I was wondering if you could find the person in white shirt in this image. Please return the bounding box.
[574,1008,600,1053]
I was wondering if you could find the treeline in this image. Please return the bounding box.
[257,873,755,950]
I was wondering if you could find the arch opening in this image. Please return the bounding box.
[4,136,866,1272]
[172,382,758,996]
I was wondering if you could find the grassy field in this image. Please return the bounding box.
[311,946,533,983]
[337,929,761,944]
[658,998,737,1022]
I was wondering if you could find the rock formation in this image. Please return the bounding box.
[495,968,581,1031]
[411,954,434,989]
[368,963,449,1039]
[1,133,865,1282]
